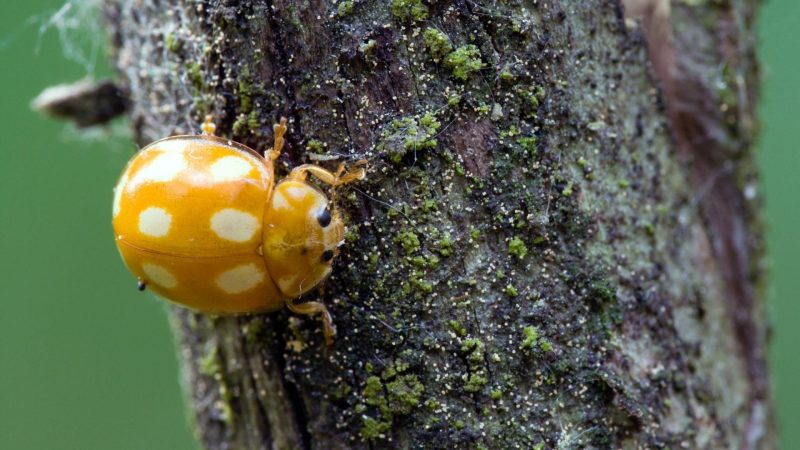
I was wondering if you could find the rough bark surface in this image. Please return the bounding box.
[103,1,773,449]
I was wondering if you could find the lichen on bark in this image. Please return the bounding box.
[103,0,773,449]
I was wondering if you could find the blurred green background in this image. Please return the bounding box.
[0,1,796,449]
[0,1,198,449]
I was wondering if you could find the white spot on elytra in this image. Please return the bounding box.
[138,207,172,237]
[209,156,253,181]
[210,209,259,242]
[272,191,290,210]
[277,274,300,293]
[154,139,191,153]
[112,171,129,217]
[216,263,265,294]
[142,263,178,288]
[285,185,307,201]
[128,152,187,189]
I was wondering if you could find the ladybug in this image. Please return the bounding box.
[112,116,366,344]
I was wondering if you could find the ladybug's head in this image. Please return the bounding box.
[261,180,344,298]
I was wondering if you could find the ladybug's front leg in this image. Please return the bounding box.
[286,298,336,346]
[288,160,367,187]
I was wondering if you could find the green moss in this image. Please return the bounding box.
[490,389,503,400]
[515,85,545,118]
[444,45,483,81]
[505,284,519,297]
[360,358,424,438]
[411,277,433,294]
[449,320,467,337]
[165,33,180,53]
[577,156,588,168]
[425,398,440,411]
[562,182,574,197]
[200,345,220,376]
[337,0,355,16]
[517,136,537,154]
[500,125,520,139]
[383,356,411,379]
[423,27,453,61]
[454,419,466,430]
[332,383,353,400]
[361,416,391,441]
[470,228,480,240]
[499,67,515,83]
[232,113,247,136]
[247,110,259,130]
[436,233,453,257]
[364,375,383,404]
[532,86,546,106]
[643,222,656,236]
[345,224,361,245]
[461,338,485,363]
[409,255,427,267]
[187,62,203,90]
[237,78,253,112]
[380,113,441,162]
[590,280,617,304]
[508,237,528,259]
[447,93,462,107]
[618,179,630,188]
[365,362,375,373]
[419,112,439,130]
[390,0,428,21]
[407,254,438,270]
[395,231,421,254]
[539,339,553,352]
[217,400,233,425]
[386,375,425,415]
[306,139,324,152]
[231,110,260,136]
[463,372,488,393]
[520,326,539,350]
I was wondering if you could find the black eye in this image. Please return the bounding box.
[321,249,334,262]
[317,208,332,227]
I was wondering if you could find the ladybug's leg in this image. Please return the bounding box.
[288,160,367,186]
[264,117,288,179]
[290,161,366,215]
[286,298,336,346]
[201,115,217,135]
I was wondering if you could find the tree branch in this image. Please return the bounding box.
[104,0,773,448]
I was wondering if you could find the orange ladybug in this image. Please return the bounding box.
[112,116,366,344]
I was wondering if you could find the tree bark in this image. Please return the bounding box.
[103,0,773,448]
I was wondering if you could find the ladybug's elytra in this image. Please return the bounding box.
[112,116,366,344]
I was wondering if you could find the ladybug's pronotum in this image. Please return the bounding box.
[112,116,366,344]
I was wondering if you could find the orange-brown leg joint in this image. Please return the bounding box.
[286,298,336,346]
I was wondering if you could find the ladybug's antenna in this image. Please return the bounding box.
[329,160,368,213]
[268,117,288,161]
[201,115,216,135]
